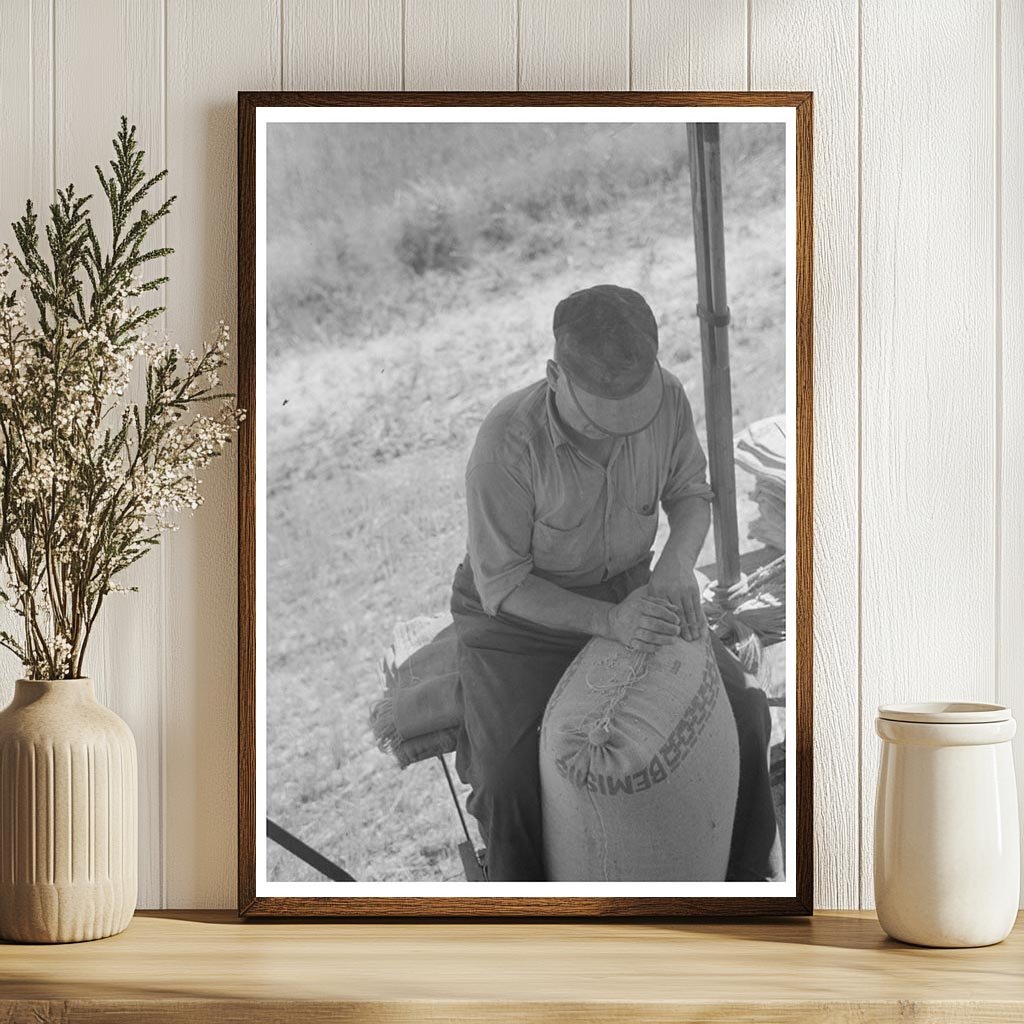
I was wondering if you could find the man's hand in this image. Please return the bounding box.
[649,560,708,642]
[605,586,680,653]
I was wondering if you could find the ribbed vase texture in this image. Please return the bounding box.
[0,678,137,943]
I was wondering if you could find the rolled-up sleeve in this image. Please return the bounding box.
[466,461,535,615]
[660,390,715,513]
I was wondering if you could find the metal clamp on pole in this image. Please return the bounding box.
[696,302,732,328]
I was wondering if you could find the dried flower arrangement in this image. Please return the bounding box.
[0,118,242,679]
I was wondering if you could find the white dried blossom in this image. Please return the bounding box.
[0,119,246,679]
[0,243,243,678]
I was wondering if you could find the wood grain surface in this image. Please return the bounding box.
[631,0,746,92]
[1000,0,1024,913]
[750,0,859,911]
[163,0,280,909]
[1,910,1023,1022]
[0,0,1017,913]
[519,0,629,90]
[235,88,813,919]
[857,1,999,909]
[0,8,53,681]
[283,0,402,91]
[52,0,167,914]
[404,0,517,90]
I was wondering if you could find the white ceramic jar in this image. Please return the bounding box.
[874,702,1019,948]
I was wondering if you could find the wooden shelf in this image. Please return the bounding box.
[2,910,1022,1022]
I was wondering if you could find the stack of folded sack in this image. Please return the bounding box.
[734,414,786,553]
[369,614,462,769]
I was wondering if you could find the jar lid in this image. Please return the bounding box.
[877,701,1011,724]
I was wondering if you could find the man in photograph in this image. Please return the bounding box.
[450,283,780,883]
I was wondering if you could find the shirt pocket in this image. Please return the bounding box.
[611,476,660,564]
[531,516,592,574]
[616,440,662,518]
[615,504,660,563]
[615,473,661,520]
[621,492,659,518]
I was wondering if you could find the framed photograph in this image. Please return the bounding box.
[238,91,813,917]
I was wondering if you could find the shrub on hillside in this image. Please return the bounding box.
[267,123,785,354]
[395,182,467,275]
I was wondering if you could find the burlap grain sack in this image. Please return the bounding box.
[540,634,739,881]
[370,616,462,768]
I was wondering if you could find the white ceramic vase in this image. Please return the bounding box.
[874,702,1019,948]
[0,678,137,943]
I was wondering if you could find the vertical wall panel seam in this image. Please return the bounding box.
[159,0,169,910]
[855,0,864,909]
[745,0,751,89]
[279,0,284,91]
[49,0,55,198]
[400,0,406,90]
[627,0,632,91]
[27,0,33,190]
[994,0,1003,706]
[29,0,34,190]
[515,0,520,90]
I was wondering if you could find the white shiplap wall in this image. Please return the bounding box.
[0,0,1017,911]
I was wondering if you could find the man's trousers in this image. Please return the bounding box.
[450,556,784,883]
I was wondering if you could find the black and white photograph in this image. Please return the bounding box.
[243,98,809,911]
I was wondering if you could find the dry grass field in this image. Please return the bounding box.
[265,121,786,882]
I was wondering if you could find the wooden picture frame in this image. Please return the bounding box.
[238,91,813,917]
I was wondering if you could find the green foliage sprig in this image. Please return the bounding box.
[0,117,243,679]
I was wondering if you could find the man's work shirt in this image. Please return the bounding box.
[465,367,714,616]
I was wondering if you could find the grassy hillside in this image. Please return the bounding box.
[265,121,786,882]
[267,121,783,356]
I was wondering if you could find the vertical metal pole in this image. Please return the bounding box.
[688,122,742,599]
